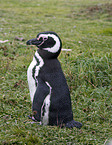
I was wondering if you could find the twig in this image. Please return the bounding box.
[85,76,96,88]
[104,138,108,145]
[0,40,9,43]
[62,48,72,51]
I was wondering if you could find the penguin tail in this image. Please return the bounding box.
[65,120,82,129]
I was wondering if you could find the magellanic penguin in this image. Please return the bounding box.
[26,31,82,128]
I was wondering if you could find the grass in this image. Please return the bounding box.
[0,0,112,144]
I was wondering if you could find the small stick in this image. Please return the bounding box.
[0,40,9,43]
[62,48,72,51]
[104,138,108,145]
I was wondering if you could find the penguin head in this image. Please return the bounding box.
[26,31,62,59]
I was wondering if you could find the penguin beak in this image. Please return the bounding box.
[26,38,41,46]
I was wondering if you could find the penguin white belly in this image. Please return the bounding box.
[27,57,37,102]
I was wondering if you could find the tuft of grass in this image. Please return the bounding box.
[0,0,112,144]
[99,27,112,35]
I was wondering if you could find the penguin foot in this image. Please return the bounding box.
[65,120,82,129]
[28,115,42,125]
[28,115,37,122]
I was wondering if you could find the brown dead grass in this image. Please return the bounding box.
[71,3,112,21]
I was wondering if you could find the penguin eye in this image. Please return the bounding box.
[43,37,48,41]
[39,37,43,41]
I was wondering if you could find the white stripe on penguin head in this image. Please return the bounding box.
[38,34,61,53]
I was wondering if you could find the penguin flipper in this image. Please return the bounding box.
[65,120,82,129]
[32,77,49,121]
